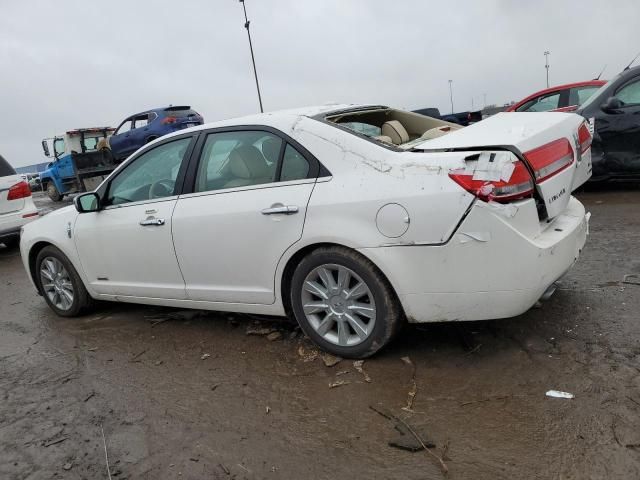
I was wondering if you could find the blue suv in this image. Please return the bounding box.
[109,106,204,161]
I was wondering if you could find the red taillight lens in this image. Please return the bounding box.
[577,122,592,154]
[161,116,177,125]
[7,181,31,200]
[449,160,534,203]
[523,138,574,183]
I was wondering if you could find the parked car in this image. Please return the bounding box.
[413,107,482,126]
[40,128,117,201]
[506,80,606,113]
[0,154,38,248]
[20,105,591,358]
[109,106,204,161]
[576,65,640,179]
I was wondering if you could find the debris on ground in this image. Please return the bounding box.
[201,353,211,360]
[83,391,95,402]
[353,360,371,383]
[389,422,437,452]
[546,390,574,399]
[370,405,448,477]
[62,462,72,471]
[297,344,320,362]
[266,406,271,414]
[329,380,350,389]
[154,360,163,366]
[129,349,147,362]
[322,353,342,367]
[43,436,68,447]
[335,370,350,377]
[622,274,640,286]
[400,356,418,411]
[147,309,206,326]
[266,331,282,342]
[246,325,275,336]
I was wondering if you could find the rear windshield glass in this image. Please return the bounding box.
[0,154,16,176]
[164,108,198,118]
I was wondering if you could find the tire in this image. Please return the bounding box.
[290,246,403,358]
[46,182,63,202]
[35,246,94,317]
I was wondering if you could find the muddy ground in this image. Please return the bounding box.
[1,186,640,480]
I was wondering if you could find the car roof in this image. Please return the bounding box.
[509,80,607,110]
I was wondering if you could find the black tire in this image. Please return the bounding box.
[35,245,94,317]
[1,236,19,249]
[46,182,63,202]
[290,246,403,358]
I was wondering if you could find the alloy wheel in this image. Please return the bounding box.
[301,264,376,347]
[40,256,75,311]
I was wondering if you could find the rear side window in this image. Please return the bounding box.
[281,144,310,181]
[616,79,640,105]
[517,92,561,112]
[569,86,599,107]
[0,154,16,176]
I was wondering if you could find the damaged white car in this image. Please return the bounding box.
[20,105,592,358]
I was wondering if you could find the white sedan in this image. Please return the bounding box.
[20,105,592,358]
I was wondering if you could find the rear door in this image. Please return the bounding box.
[0,156,23,214]
[172,128,318,304]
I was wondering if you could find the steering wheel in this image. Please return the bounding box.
[149,179,176,199]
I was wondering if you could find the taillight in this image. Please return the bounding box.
[161,116,177,125]
[523,138,574,183]
[577,122,592,154]
[6,181,31,200]
[449,159,534,203]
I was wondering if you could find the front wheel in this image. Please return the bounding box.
[36,246,94,317]
[290,247,403,358]
[46,182,63,202]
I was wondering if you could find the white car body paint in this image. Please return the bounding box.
[0,173,38,242]
[20,105,590,324]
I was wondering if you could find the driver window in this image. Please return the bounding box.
[616,80,640,105]
[517,92,561,112]
[116,120,133,135]
[107,137,191,206]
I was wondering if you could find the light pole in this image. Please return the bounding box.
[448,80,453,114]
[239,0,263,113]
[544,51,550,88]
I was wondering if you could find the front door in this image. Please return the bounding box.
[74,135,195,298]
[599,78,640,174]
[172,129,317,304]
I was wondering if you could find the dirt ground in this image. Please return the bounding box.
[1,186,640,480]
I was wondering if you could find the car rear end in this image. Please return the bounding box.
[159,106,204,132]
[361,112,592,323]
[0,155,39,247]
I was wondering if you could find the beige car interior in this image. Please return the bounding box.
[222,145,275,188]
[325,108,462,147]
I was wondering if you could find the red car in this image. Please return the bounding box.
[506,80,606,113]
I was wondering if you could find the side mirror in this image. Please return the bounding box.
[601,96,623,113]
[74,192,101,213]
[41,140,50,157]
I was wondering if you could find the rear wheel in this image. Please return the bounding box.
[46,182,63,202]
[290,247,402,358]
[36,246,94,317]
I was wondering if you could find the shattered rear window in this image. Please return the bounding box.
[340,122,381,137]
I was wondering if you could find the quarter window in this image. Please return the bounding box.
[107,137,191,205]
[616,80,640,105]
[569,86,600,107]
[133,114,149,129]
[195,131,282,193]
[281,144,310,181]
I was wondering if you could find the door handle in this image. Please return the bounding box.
[261,205,299,215]
[139,218,165,226]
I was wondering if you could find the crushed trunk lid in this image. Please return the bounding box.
[414,112,592,218]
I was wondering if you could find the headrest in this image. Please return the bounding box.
[381,120,410,144]
[229,145,270,179]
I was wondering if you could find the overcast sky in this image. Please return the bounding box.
[2,0,640,168]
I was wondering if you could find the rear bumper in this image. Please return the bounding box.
[0,205,39,241]
[359,196,588,323]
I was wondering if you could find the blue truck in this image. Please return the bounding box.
[40,127,117,201]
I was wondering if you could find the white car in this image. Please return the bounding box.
[1,155,38,248]
[20,105,592,358]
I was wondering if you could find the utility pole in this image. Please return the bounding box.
[239,0,263,112]
[544,51,550,88]
[448,80,454,114]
